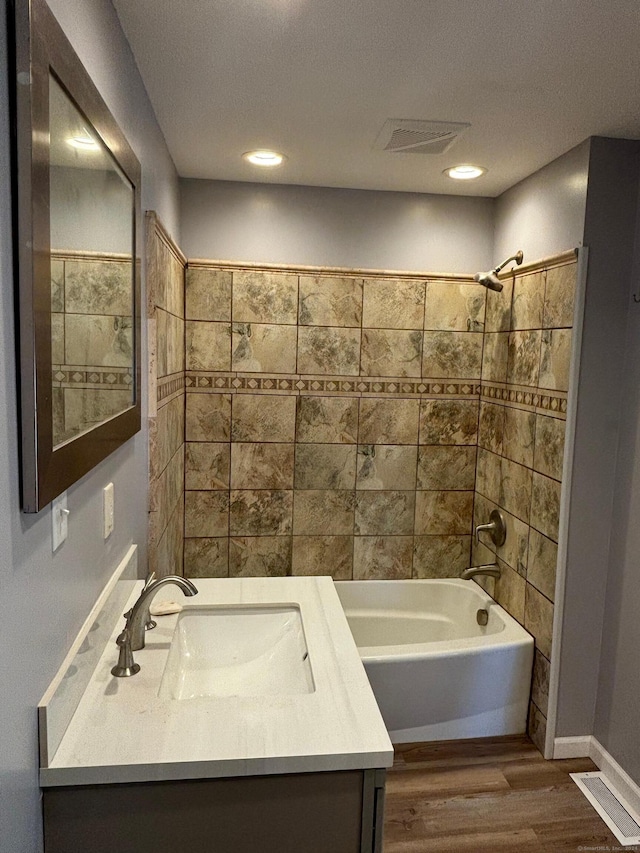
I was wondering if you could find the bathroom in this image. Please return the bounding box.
[3,0,640,850]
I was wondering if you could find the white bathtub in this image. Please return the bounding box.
[335,579,534,743]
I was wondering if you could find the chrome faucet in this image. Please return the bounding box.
[111,575,198,678]
[460,563,501,580]
[126,575,198,651]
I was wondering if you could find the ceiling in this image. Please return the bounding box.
[113,0,640,197]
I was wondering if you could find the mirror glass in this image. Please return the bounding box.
[49,75,135,447]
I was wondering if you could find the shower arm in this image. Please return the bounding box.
[491,250,524,276]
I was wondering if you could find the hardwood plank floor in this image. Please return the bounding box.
[384,735,622,852]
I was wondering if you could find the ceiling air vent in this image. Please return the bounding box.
[374,119,470,155]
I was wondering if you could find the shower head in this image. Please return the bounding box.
[474,250,524,293]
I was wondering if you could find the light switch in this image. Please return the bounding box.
[103,482,114,539]
[52,491,68,551]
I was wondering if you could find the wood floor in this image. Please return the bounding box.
[383,735,620,852]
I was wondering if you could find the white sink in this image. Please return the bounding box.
[158,605,315,700]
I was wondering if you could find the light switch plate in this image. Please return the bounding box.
[52,491,68,552]
[103,482,114,539]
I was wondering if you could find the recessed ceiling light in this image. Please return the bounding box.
[243,149,285,167]
[445,164,486,181]
[67,133,99,150]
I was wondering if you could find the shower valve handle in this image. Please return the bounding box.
[475,509,507,547]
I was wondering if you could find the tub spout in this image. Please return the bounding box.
[461,564,501,580]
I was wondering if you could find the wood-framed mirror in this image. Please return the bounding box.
[11,0,142,512]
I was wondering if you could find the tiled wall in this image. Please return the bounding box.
[183,264,487,580]
[147,213,186,578]
[51,251,134,444]
[471,257,577,753]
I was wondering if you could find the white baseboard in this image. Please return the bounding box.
[554,735,593,759]
[554,735,640,818]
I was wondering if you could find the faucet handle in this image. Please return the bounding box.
[475,509,506,547]
[111,628,140,677]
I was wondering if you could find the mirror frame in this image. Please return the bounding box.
[11,0,142,512]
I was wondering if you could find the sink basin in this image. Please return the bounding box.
[158,605,315,700]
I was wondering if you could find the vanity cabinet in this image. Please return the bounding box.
[43,767,386,853]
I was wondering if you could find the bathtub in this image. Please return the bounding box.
[335,579,534,743]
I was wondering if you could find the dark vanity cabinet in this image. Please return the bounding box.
[43,768,386,853]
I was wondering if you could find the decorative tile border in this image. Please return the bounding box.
[52,365,133,390]
[157,371,185,406]
[185,371,480,399]
[481,381,568,418]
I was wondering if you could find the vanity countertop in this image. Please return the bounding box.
[40,576,393,787]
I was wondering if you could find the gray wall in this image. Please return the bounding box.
[556,139,640,751]
[0,1,179,851]
[591,155,640,780]
[180,179,494,273]
[493,140,590,265]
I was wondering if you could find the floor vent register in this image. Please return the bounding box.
[571,771,640,846]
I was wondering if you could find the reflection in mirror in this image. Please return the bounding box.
[49,75,135,447]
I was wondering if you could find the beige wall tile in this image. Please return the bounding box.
[356,445,417,490]
[525,583,554,659]
[165,311,184,375]
[527,528,558,603]
[473,493,529,576]
[417,446,476,490]
[150,446,184,535]
[502,407,536,468]
[292,536,353,579]
[355,491,415,535]
[481,332,509,382]
[151,394,184,478]
[185,491,229,538]
[544,263,576,328]
[422,331,483,379]
[507,330,541,387]
[511,271,544,330]
[531,649,551,717]
[229,489,293,536]
[485,278,513,333]
[293,490,355,535]
[534,415,566,481]
[156,498,185,578]
[359,397,420,445]
[424,282,485,332]
[499,457,533,523]
[297,326,361,375]
[530,472,561,541]
[413,535,472,578]
[230,443,295,489]
[65,259,132,315]
[353,536,413,580]
[185,442,230,490]
[494,560,526,624]
[51,313,64,363]
[361,329,422,377]
[232,270,298,324]
[231,394,296,442]
[539,328,572,392]
[229,536,291,577]
[299,275,362,327]
[294,443,357,489]
[186,321,231,371]
[528,700,547,755]
[184,537,229,578]
[296,396,358,444]
[478,402,505,455]
[156,308,167,376]
[475,449,502,504]
[362,278,425,329]
[62,388,132,436]
[232,322,297,373]
[186,268,232,321]
[51,259,64,311]
[414,490,473,535]
[169,251,185,319]
[419,399,478,445]
[65,314,132,367]
[186,393,231,442]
